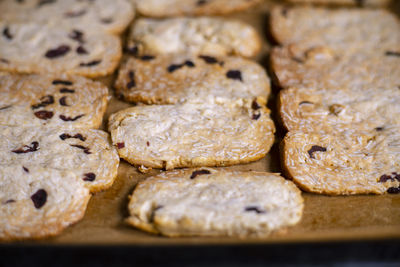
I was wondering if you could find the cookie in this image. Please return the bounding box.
[0,166,91,241]
[282,128,400,195]
[108,98,275,170]
[115,54,270,104]
[270,46,400,89]
[0,73,109,129]
[0,22,121,77]
[270,7,400,55]
[127,168,304,237]
[127,17,262,58]
[285,0,391,6]
[0,0,135,35]
[279,86,400,132]
[0,126,120,193]
[134,0,261,17]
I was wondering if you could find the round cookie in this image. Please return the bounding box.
[282,128,400,195]
[108,98,275,170]
[0,126,120,193]
[127,168,304,237]
[0,0,135,35]
[134,0,262,17]
[0,22,121,77]
[127,17,261,58]
[115,54,270,104]
[0,73,109,129]
[0,166,91,241]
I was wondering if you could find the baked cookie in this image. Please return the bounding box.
[0,73,109,129]
[0,22,121,77]
[134,0,262,17]
[279,86,400,132]
[0,0,135,35]
[270,46,400,89]
[127,168,304,237]
[270,7,400,55]
[285,0,391,6]
[282,128,400,195]
[127,17,261,58]
[115,54,270,104]
[0,166,91,241]
[108,98,275,170]
[0,126,120,193]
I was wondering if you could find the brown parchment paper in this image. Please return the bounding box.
[16,0,400,245]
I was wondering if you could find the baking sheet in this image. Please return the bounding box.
[10,0,400,245]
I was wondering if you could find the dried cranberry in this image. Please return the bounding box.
[31,95,54,109]
[385,51,400,57]
[146,141,150,147]
[34,110,54,120]
[31,189,47,209]
[244,206,266,214]
[387,187,400,194]
[140,55,155,61]
[83,172,96,182]
[226,70,242,81]
[127,71,136,89]
[190,169,211,179]
[3,26,12,40]
[69,30,84,43]
[12,141,39,154]
[45,45,70,59]
[117,142,125,149]
[59,114,84,121]
[125,45,138,56]
[199,55,218,64]
[70,144,91,154]
[0,105,12,111]
[59,133,86,141]
[59,96,69,106]
[379,174,394,183]
[76,46,88,54]
[251,99,261,110]
[53,80,73,86]
[252,113,261,120]
[59,88,75,93]
[308,145,327,159]
[79,60,101,67]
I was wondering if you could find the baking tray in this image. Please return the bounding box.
[4,0,400,245]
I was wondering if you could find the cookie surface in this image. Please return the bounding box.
[0,73,109,129]
[134,0,261,17]
[115,54,270,104]
[0,22,121,77]
[0,0,134,35]
[270,46,400,89]
[127,168,303,237]
[279,87,400,132]
[270,7,400,55]
[0,126,119,193]
[282,128,400,195]
[108,98,275,170]
[0,166,91,241]
[285,0,390,6]
[127,17,261,58]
